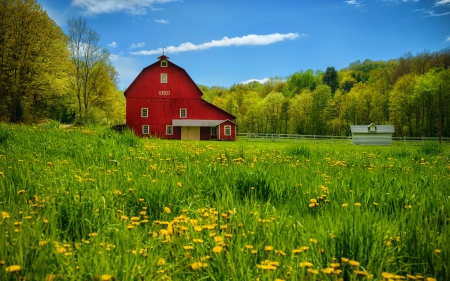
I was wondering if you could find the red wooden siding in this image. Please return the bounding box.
[125,56,237,140]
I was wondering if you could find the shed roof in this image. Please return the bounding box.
[172,119,237,127]
[350,124,395,133]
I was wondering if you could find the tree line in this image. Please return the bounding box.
[2,1,449,138]
[200,49,450,137]
[0,0,124,125]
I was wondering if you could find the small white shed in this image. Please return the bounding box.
[350,123,395,145]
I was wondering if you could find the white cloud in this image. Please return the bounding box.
[131,42,146,48]
[108,41,117,48]
[71,0,177,15]
[435,0,450,5]
[131,33,303,55]
[155,19,169,24]
[241,78,270,85]
[344,0,366,11]
[446,36,450,42]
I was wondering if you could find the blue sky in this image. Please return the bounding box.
[39,0,450,90]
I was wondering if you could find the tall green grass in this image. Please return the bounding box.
[0,123,449,280]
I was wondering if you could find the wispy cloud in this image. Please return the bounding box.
[241,78,270,85]
[435,0,450,5]
[344,0,367,11]
[446,35,450,42]
[131,33,303,55]
[415,8,450,17]
[155,19,169,24]
[71,0,177,15]
[131,42,146,48]
[108,41,117,48]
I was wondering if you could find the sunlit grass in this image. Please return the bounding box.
[0,123,449,280]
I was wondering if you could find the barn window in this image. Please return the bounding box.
[224,125,231,136]
[161,60,168,67]
[166,125,173,135]
[142,125,149,135]
[180,108,187,118]
[160,73,167,83]
[211,127,217,136]
[141,108,148,117]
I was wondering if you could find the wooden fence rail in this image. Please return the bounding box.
[237,133,450,143]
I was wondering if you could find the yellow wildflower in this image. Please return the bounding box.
[5,265,21,273]
[101,275,112,281]
[213,246,223,253]
[190,262,207,270]
[164,207,171,214]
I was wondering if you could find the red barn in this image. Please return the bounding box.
[124,55,237,140]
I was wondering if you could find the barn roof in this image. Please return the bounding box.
[350,124,395,133]
[172,119,237,127]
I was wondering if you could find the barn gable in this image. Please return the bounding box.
[124,55,237,140]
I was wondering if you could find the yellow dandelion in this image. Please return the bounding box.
[164,207,171,214]
[100,274,112,281]
[265,245,274,251]
[426,278,437,281]
[157,258,165,266]
[341,257,349,263]
[17,190,25,195]
[330,263,340,268]
[183,245,194,250]
[349,260,360,267]
[6,265,21,273]
[213,246,223,253]
[434,249,441,254]
[251,250,258,254]
[299,262,313,268]
[310,198,317,203]
[244,245,254,249]
[307,268,318,274]
[193,239,204,243]
[309,238,318,243]
[406,274,416,280]
[308,202,317,208]
[342,203,348,207]
[354,202,362,207]
[177,182,182,187]
[190,262,207,270]
[293,249,302,254]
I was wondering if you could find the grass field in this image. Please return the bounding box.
[0,123,449,281]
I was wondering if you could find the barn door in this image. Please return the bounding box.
[181,127,200,140]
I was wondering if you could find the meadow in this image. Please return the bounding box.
[0,123,449,281]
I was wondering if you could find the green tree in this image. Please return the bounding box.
[67,17,117,123]
[0,0,70,122]
[322,67,339,96]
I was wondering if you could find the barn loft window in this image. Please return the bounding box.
[166,125,173,135]
[224,125,231,136]
[160,73,167,83]
[141,108,148,117]
[161,60,168,67]
[180,108,187,118]
[211,127,217,136]
[142,125,149,135]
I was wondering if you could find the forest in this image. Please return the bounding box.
[1,0,449,137]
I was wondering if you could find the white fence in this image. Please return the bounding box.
[237,133,450,143]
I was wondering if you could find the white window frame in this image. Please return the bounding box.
[161,60,168,67]
[211,126,217,136]
[142,125,149,135]
[141,108,148,118]
[180,108,187,118]
[160,73,167,83]
[166,125,173,135]
[224,125,231,136]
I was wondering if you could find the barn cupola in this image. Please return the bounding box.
[158,52,169,67]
